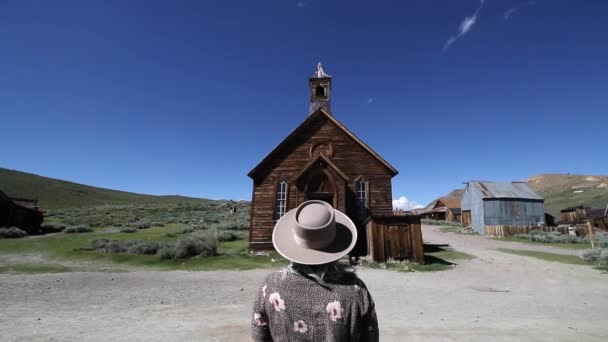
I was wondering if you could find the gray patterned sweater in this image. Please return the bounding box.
[250,269,379,341]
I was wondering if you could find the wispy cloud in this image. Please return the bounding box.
[296,1,309,8]
[443,0,485,51]
[393,196,424,211]
[504,1,536,21]
[367,97,374,104]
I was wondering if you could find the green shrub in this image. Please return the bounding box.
[134,221,151,229]
[89,239,175,256]
[515,231,586,244]
[127,241,170,255]
[91,238,111,250]
[120,227,137,233]
[421,219,463,227]
[40,223,66,234]
[175,231,218,258]
[0,227,27,239]
[158,246,177,260]
[218,230,241,242]
[215,222,249,231]
[64,225,93,234]
[580,249,603,263]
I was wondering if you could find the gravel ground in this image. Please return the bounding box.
[1,225,607,341]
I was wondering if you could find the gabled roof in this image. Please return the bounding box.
[466,181,543,200]
[248,108,398,180]
[291,153,349,183]
[431,196,461,209]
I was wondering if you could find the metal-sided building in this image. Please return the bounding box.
[461,181,545,234]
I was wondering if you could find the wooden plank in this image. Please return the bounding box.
[400,225,411,259]
[410,223,424,264]
[378,224,385,262]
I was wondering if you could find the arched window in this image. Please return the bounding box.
[355,178,368,221]
[315,85,326,97]
[275,180,288,221]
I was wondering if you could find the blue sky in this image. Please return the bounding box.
[1,0,607,208]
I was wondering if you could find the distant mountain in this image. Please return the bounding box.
[431,174,608,218]
[0,167,222,210]
[526,174,608,217]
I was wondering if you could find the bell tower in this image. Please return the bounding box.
[309,63,331,114]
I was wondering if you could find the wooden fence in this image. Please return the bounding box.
[366,215,424,264]
[484,225,587,238]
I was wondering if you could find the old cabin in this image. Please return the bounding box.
[248,64,423,263]
[0,190,44,234]
[417,196,462,222]
[560,205,608,230]
[461,181,545,234]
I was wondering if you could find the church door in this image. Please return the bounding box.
[304,170,336,207]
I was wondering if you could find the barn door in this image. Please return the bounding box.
[462,210,472,228]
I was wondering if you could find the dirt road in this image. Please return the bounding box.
[1,225,607,341]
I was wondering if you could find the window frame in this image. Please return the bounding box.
[355,176,369,222]
[274,179,289,222]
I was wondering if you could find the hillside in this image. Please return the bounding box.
[431,174,608,218]
[0,167,223,210]
[527,174,608,217]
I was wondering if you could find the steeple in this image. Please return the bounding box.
[309,63,331,114]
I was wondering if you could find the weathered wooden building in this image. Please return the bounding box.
[560,205,608,230]
[461,181,545,234]
[417,196,462,222]
[0,190,44,234]
[248,64,423,262]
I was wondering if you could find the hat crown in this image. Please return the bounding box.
[297,202,332,228]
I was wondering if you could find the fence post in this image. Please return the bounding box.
[587,221,596,249]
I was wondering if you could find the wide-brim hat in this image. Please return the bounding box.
[272,200,358,265]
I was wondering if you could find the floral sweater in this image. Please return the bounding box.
[250,269,379,342]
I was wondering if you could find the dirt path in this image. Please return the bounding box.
[423,224,583,256]
[1,226,607,341]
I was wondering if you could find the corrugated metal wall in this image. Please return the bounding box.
[461,183,486,233]
[483,199,545,226]
[462,183,546,234]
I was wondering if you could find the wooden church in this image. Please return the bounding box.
[248,64,423,262]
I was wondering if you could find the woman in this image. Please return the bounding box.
[250,200,379,341]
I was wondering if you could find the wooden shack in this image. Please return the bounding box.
[461,181,545,234]
[0,190,44,234]
[248,64,424,262]
[560,205,608,230]
[366,215,424,263]
[416,196,461,222]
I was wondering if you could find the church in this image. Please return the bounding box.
[248,64,423,262]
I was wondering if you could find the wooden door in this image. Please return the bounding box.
[462,210,472,228]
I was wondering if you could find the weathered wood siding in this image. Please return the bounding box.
[366,215,424,264]
[485,225,577,237]
[249,114,394,250]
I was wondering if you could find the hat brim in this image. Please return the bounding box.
[272,208,358,265]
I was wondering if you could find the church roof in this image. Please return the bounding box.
[291,153,350,183]
[248,108,398,180]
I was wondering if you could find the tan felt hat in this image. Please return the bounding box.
[272,200,358,265]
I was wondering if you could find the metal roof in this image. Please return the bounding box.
[468,181,544,200]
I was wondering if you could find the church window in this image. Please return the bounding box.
[356,178,368,221]
[275,180,288,221]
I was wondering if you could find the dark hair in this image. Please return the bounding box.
[289,261,359,288]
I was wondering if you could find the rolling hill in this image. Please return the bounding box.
[527,174,608,217]
[0,167,221,210]
[430,174,608,218]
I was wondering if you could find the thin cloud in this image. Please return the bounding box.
[443,0,485,51]
[393,196,423,211]
[367,97,374,104]
[504,1,536,21]
[296,1,309,8]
